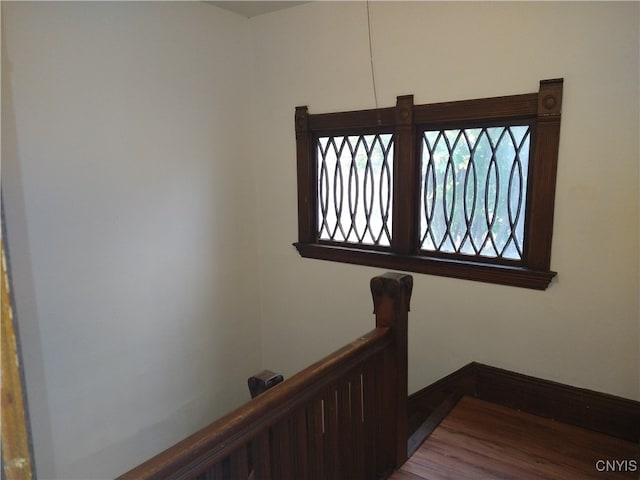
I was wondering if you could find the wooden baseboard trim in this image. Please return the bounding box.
[408,362,640,443]
[407,394,460,457]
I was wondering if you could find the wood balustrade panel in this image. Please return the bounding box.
[349,368,366,479]
[196,461,223,480]
[363,354,381,479]
[323,385,341,480]
[271,417,295,480]
[251,431,272,480]
[229,447,249,480]
[291,407,310,479]
[337,376,355,479]
[306,397,325,480]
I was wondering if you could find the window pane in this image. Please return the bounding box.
[317,134,394,246]
[419,126,530,260]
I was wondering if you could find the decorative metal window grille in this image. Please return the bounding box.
[317,134,394,246]
[295,79,564,289]
[419,126,530,260]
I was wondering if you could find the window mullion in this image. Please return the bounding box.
[392,95,417,255]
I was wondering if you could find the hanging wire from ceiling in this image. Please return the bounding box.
[366,1,379,110]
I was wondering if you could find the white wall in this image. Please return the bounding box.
[2,2,260,478]
[2,2,639,479]
[250,1,640,400]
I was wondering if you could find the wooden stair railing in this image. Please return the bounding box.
[117,272,412,480]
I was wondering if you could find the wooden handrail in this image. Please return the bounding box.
[119,328,391,479]
[118,272,412,480]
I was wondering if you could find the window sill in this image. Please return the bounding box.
[293,243,556,290]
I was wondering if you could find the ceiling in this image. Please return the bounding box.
[207,1,308,18]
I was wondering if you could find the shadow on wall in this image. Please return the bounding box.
[1,16,55,478]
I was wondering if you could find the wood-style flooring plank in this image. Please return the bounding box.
[388,470,426,480]
[390,396,639,480]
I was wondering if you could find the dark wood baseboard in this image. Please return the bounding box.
[407,394,460,457]
[408,362,640,443]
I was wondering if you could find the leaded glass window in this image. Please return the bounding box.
[294,79,563,289]
[419,126,530,260]
[317,134,394,246]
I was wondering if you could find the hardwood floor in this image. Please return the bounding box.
[391,396,640,480]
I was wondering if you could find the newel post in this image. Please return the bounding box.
[371,272,413,472]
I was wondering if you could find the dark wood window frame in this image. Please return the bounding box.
[294,79,563,290]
